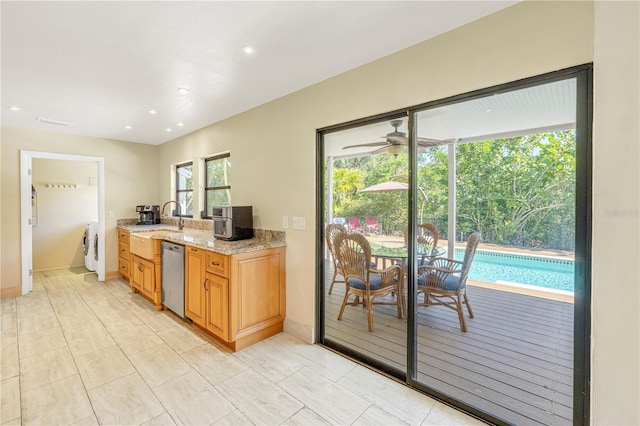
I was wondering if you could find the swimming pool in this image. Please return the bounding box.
[454,248,575,292]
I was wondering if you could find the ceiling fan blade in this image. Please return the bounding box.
[342,141,389,150]
[384,135,446,147]
[369,146,393,155]
[417,137,447,147]
[386,135,408,144]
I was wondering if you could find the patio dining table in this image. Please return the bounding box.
[368,241,446,317]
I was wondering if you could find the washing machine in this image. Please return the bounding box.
[83,220,98,271]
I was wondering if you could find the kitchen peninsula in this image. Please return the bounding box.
[117,221,286,351]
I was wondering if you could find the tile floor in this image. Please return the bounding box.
[0,269,484,425]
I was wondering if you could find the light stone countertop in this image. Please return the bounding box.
[117,224,286,255]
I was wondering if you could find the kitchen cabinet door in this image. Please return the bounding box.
[230,247,286,340]
[205,272,229,340]
[131,255,154,298]
[185,247,206,327]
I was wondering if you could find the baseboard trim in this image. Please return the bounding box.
[283,318,315,344]
[0,285,22,299]
[105,271,120,281]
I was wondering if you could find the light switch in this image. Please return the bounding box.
[282,216,289,229]
[108,210,115,219]
[292,216,305,230]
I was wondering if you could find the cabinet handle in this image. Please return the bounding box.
[138,263,143,271]
[204,279,209,291]
[211,261,220,266]
[190,247,198,252]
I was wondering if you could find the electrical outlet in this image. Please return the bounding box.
[292,216,306,230]
[282,215,289,229]
[108,210,115,219]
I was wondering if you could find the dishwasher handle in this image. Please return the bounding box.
[163,242,185,254]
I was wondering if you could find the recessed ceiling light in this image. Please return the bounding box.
[177,87,191,95]
[149,109,157,115]
[166,128,172,132]
[242,46,255,55]
[124,125,132,130]
[177,122,184,127]
[7,106,21,111]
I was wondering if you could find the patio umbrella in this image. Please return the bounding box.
[359,181,408,193]
[360,180,428,222]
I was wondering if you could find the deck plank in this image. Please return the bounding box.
[323,264,574,425]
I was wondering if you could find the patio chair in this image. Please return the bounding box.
[334,232,403,332]
[325,223,347,294]
[402,223,440,267]
[347,217,364,233]
[405,222,439,252]
[365,216,382,234]
[333,217,346,226]
[416,231,480,332]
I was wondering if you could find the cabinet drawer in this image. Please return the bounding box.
[118,241,130,260]
[206,251,228,277]
[118,229,130,242]
[118,257,130,276]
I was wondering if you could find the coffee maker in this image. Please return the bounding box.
[136,205,161,225]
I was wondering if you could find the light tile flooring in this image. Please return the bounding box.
[1,269,484,426]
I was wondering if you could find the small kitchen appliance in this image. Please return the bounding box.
[136,205,161,225]
[212,206,253,241]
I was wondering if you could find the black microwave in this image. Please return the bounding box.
[211,206,253,241]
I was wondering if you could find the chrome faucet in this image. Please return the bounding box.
[162,201,184,231]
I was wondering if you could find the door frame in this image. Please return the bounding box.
[316,64,592,425]
[20,150,106,294]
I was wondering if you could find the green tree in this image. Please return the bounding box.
[326,130,576,250]
[454,131,575,249]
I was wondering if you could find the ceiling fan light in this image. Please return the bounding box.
[386,144,405,156]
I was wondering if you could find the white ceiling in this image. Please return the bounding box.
[1,1,518,145]
[324,78,577,158]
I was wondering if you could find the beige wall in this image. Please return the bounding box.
[1,0,638,423]
[158,0,594,339]
[31,159,98,270]
[0,126,159,292]
[157,1,639,423]
[592,1,640,424]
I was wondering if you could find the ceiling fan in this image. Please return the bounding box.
[342,119,445,155]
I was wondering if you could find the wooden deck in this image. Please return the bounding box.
[323,264,573,425]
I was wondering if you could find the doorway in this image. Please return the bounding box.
[317,66,591,425]
[20,151,106,295]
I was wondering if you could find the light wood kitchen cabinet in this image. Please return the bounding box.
[127,233,164,311]
[185,246,286,351]
[117,229,130,281]
[185,246,206,327]
[130,254,155,299]
[204,272,229,339]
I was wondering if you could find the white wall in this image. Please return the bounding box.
[31,159,98,270]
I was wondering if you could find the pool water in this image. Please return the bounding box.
[454,248,575,292]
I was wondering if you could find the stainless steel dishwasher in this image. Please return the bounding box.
[162,241,185,318]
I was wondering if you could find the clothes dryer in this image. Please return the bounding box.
[83,223,95,271]
[83,220,98,271]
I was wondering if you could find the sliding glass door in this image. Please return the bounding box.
[412,78,578,425]
[317,66,591,425]
[321,114,410,375]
